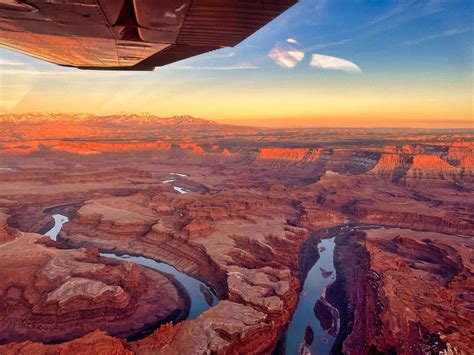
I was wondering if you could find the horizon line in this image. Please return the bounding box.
[1,112,472,130]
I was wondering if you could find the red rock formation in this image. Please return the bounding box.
[256,147,322,167]
[0,140,173,156]
[0,141,44,155]
[179,143,205,154]
[258,148,310,161]
[0,331,131,355]
[0,116,472,353]
[448,142,474,179]
[0,212,13,242]
[54,188,309,353]
[0,232,188,345]
[334,227,473,354]
[408,155,459,179]
[368,153,412,182]
[324,149,379,174]
[182,219,215,239]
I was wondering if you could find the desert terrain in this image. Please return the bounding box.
[0,113,472,354]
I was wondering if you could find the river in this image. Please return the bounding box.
[101,252,218,320]
[44,213,339,351]
[285,237,338,355]
[161,178,191,194]
[44,214,218,324]
[45,214,69,240]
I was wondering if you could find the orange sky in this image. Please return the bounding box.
[0,0,472,128]
[3,70,471,128]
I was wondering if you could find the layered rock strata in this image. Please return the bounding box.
[0,232,188,345]
[332,226,473,354]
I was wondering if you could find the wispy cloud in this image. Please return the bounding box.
[0,58,25,66]
[271,0,328,29]
[299,1,452,57]
[370,0,446,26]
[310,54,361,73]
[205,51,236,59]
[403,27,470,46]
[343,0,451,42]
[268,42,305,69]
[370,1,414,26]
[306,38,352,51]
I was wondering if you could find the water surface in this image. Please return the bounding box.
[101,253,218,320]
[45,214,69,240]
[44,214,218,321]
[162,177,190,193]
[285,237,338,354]
[173,186,190,194]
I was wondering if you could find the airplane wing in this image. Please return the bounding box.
[0,0,297,71]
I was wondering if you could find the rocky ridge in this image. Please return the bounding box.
[0,231,188,345]
[332,227,473,354]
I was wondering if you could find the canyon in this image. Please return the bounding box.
[0,114,472,354]
[0,232,188,345]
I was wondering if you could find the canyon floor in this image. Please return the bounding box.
[0,114,472,354]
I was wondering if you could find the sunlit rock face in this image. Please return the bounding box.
[0,114,472,354]
[0,212,12,244]
[0,232,187,344]
[333,227,473,355]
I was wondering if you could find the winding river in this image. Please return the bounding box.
[44,213,339,352]
[285,237,339,355]
[44,214,218,324]
[100,253,218,320]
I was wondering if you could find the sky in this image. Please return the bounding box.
[0,0,472,128]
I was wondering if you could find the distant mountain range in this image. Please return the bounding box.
[0,113,220,127]
[0,113,262,141]
[1,113,471,143]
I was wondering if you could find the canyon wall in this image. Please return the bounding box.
[332,227,473,354]
[0,116,472,354]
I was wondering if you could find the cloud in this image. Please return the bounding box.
[403,27,470,46]
[268,43,305,69]
[206,51,236,59]
[370,0,446,26]
[370,1,414,26]
[270,0,327,30]
[0,58,25,66]
[310,54,361,73]
[355,0,449,40]
[308,38,352,51]
[269,40,359,73]
[287,38,300,45]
